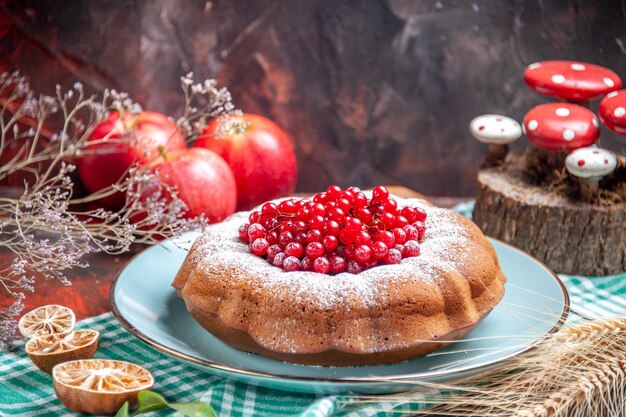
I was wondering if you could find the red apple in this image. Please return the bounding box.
[149,148,236,223]
[76,110,187,209]
[194,113,297,210]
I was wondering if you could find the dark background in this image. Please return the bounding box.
[1,0,625,196]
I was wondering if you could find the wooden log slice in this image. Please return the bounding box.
[473,168,626,276]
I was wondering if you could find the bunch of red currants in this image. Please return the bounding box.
[238,185,427,274]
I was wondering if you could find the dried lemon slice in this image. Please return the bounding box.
[18,305,76,338]
[52,359,154,415]
[26,329,99,374]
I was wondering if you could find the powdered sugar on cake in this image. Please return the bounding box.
[191,197,471,309]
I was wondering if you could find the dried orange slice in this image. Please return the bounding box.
[18,305,76,338]
[25,329,99,374]
[52,359,154,415]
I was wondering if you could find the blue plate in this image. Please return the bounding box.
[111,233,569,394]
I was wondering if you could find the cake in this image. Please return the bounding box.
[173,187,506,366]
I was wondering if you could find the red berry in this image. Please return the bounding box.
[313,256,330,273]
[295,232,308,246]
[354,231,372,246]
[384,248,402,264]
[414,221,426,239]
[393,227,407,244]
[306,242,325,259]
[329,255,346,273]
[248,223,266,241]
[278,199,297,214]
[336,198,351,213]
[352,192,368,209]
[323,235,339,253]
[403,224,418,240]
[273,252,286,267]
[414,207,427,222]
[279,221,296,233]
[238,224,250,242]
[354,245,372,263]
[380,212,396,228]
[313,192,327,203]
[295,220,307,231]
[394,215,409,228]
[301,256,313,271]
[327,207,346,224]
[285,242,304,258]
[372,241,388,259]
[326,185,342,200]
[267,244,282,261]
[283,256,301,271]
[381,198,398,213]
[306,229,323,243]
[323,220,341,236]
[364,259,379,270]
[400,207,416,223]
[371,185,389,204]
[394,244,405,254]
[374,230,395,247]
[308,215,324,230]
[403,240,421,257]
[311,203,326,217]
[249,211,261,224]
[251,238,269,256]
[266,231,279,245]
[344,217,363,232]
[347,260,362,274]
[340,190,354,205]
[279,231,294,247]
[262,217,279,231]
[339,228,356,245]
[295,207,311,221]
[261,202,278,215]
[354,208,373,225]
[343,244,356,260]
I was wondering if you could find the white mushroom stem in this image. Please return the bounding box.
[578,176,600,202]
[482,143,509,169]
[564,146,618,203]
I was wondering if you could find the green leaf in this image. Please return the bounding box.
[133,390,170,415]
[114,402,129,417]
[170,401,217,417]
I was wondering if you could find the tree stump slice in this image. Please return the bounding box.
[473,168,626,276]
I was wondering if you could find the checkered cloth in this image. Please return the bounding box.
[2,202,625,417]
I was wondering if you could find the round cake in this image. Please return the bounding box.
[172,193,506,366]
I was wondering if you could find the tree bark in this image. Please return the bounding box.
[472,168,626,276]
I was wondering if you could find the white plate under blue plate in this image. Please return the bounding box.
[111,232,569,395]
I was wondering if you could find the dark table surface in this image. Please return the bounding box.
[0,187,469,321]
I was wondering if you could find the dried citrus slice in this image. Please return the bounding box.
[18,305,76,338]
[52,359,154,415]
[25,329,99,374]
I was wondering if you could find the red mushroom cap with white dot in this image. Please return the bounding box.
[565,146,617,179]
[469,114,522,144]
[599,89,626,135]
[523,103,599,151]
[524,61,622,101]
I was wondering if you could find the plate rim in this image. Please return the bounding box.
[110,236,570,385]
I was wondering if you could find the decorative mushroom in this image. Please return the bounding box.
[524,61,622,105]
[523,103,600,171]
[565,146,617,201]
[469,114,522,168]
[598,89,626,135]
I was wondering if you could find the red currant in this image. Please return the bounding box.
[311,203,326,217]
[372,241,388,259]
[336,198,351,213]
[306,242,325,259]
[279,221,296,233]
[295,232,308,246]
[380,212,396,228]
[381,198,397,213]
[238,224,250,242]
[313,256,331,273]
[343,244,356,260]
[323,220,341,236]
[313,192,327,204]
[248,223,266,241]
[306,229,323,243]
[267,244,282,261]
[266,231,279,245]
[261,202,278,215]
[301,256,313,271]
[354,245,372,263]
[394,215,409,228]
[347,260,362,274]
[251,238,269,256]
[414,221,426,239]
[392,227,407,244]
[273,252,286,267]
[248,211,261,224]
[339,228,356,245]
[400,207,417,223]
[344,217,363,232]
[295,207,310,221]
[285,242,304,258]
[371,185,389,204]
[374,230,395,247]
[384,248,402,264]
[326,185,342,200]
[278,199,297,214]
[283,256,301,271]
[403,240,421,257]
[354,230,372,246]
[308,215,324,230]
[323,235,339,253]
[414,207,427,222]
[403,224,418,240]
[354,208,372,225]
[327,207,346,224]
[279,231,294,247]
[329,255,346,273]
[352,192,368,209]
